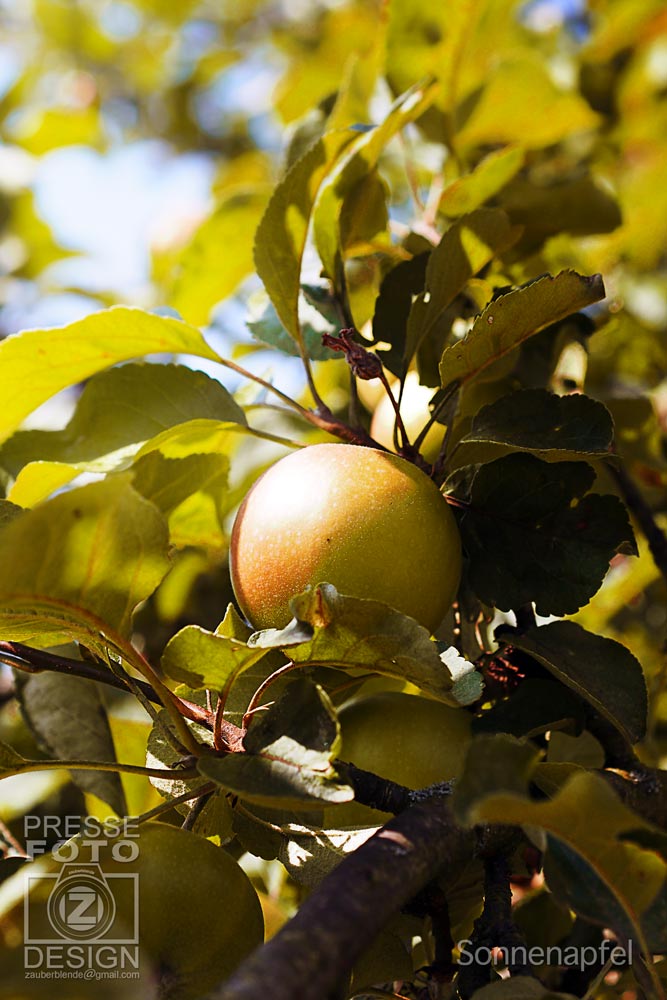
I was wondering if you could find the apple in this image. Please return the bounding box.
[370,371,444,463]
[101,823,264,998]
[326,690,472,826]
[230,443,461,633]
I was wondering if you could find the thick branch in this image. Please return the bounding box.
[214,793,469,1000]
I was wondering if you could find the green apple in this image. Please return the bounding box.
[102,823,264,999]
[327,691,471,826]
[230,443,461,634]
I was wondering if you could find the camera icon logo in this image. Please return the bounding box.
[47,865,117,941]
[25,862,138,945]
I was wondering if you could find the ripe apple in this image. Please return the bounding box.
[230,443,461,633]
[326,690,472,826]
[370,371,444,463]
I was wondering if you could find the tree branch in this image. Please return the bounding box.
[214,793,469,1000]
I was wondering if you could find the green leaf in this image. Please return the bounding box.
[452,734,541,825]
[247,584,456,702]
[457,54,600,150]
[198,679,353,809]
[0,308,221,445]
[439,146,525,217]
[473,679,585,740]
[7,462,79,508]
[145,709,211,802]
[0,477,170,644]
[455,389,614,464]
[161,623,270,692]
[500,174,622,252]
[439,271,605,390]
[508,621,648,745]
[453,454,637,616]
[17,672,126,816]
[246,291,339,361]
[313,81,438,281]
[465,772,667,945]
[0,362,245,478]
[405,209,518,371]
[544,837,663,951]
[0,738,28,772]
[167,187,270,325]
[253,128,357,351]
[130,450,230,551]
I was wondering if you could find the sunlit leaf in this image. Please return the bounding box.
[1,362,245,478]
[313,81,439,282]
[439,145,525,217]
[167,187,270,325]
[405,208,518,370]
[0,309,220,446]
[439,271,605,389]
[253,129,357,353]
[0,477,170,643]
[161,623,270,692]
[248,584,456,702]
[457,54,600,150]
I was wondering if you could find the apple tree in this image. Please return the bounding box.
[0,1,667,999]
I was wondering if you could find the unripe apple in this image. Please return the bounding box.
[370,371,444,463]
[101,823,263,998]
[230,443,461,633]
[326,690,471,826]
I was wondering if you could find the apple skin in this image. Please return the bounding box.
[326,690,471,826]
[230,443,461,634]
[370,372,444,463]
[102,823,264,998]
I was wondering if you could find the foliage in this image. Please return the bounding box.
[0,1,667,999]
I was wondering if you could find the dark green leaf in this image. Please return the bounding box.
[452,734,540,825]
[439,271,605,390]
[453,454,637,616]
[473,680,585,739]
[545,837,666,953]
[371,253,429,378]
[508,621,648,745]
[198,679,353,809]
[500,174,622,252]
[455,389,614,464]
[17,672,126,816]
